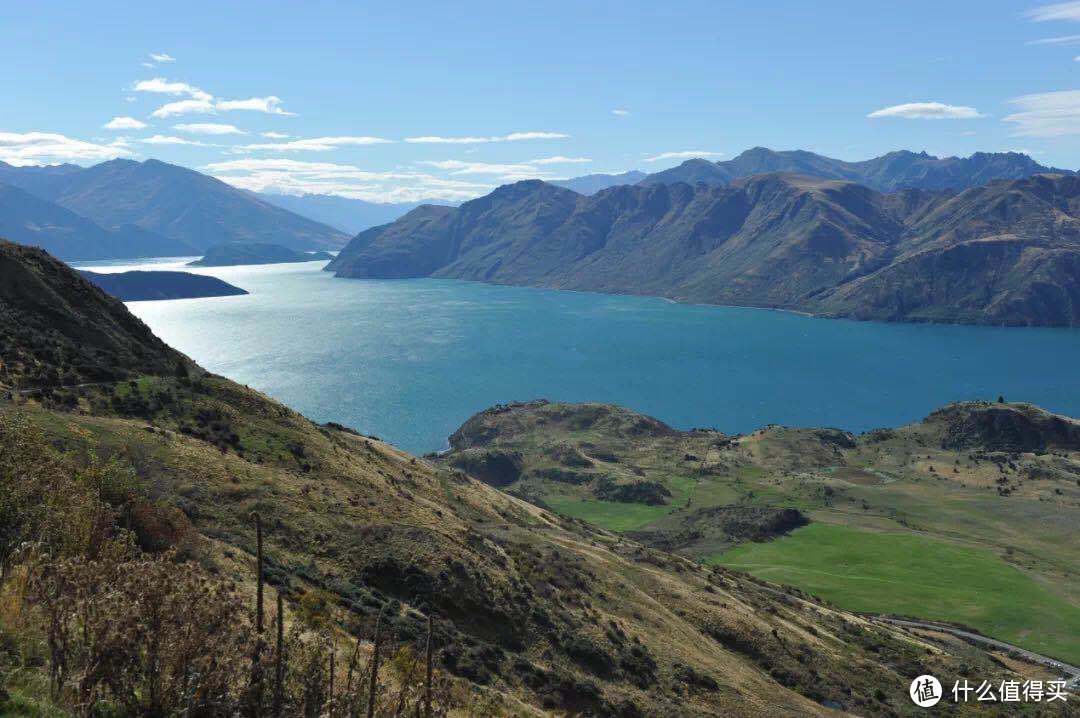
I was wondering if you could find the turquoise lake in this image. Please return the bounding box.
[76,257,1080,455]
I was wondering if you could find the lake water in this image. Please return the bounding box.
[75,257,1080,455]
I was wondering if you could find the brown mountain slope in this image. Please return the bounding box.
[330,173,1080,326]
[0,238,1053,715]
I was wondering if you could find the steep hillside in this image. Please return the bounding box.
[0,183,195,260]
[0,159,348,252]
[0,238,1051,715]
[641,148,1074,193]
[329,173,1080,326]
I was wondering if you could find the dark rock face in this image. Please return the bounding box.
[330,173,1080,327]
[628,507,809,552]
[593,477,671,505]
[445,447,525,487]
[934,402,1080,452]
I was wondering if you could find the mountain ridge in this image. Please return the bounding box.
[0,158,349,254]
[329,172,1080,326]
[640,147,1075,193]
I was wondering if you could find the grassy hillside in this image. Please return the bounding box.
[440,399,1080,666]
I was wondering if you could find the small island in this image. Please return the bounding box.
[79,270,248,301]
[189,242,333,267]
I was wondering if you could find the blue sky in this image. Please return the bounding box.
[2,0,1080,202]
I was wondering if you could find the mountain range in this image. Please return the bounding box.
[328,172,1080,327]
[0,159,348,260]
[639,147,1075,192]
[0,149,1073,265]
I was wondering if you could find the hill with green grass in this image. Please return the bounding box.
[440,399,1080,665]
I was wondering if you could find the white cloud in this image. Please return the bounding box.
[149,52,176,63]
[261,131,290,138]
[141,62,155,69]
[125,96,137,103]
[1004,90,1080,136]
[1026,33,1080,44]
[140,134,207,146]
[234,136,392,152]
[612,109,630,116]
[0,131,131,166]
[136,77,295,120]
[404,131,568,144]
[529,156,592,165]
[1026,1,1080,22]
[151,99,216,118]
[202,157,488,202]
[175,122,245,135]
[867,102,984,119]
[643,150,724,162]
[133,78,212,102]
[216,96,294,115]
[104,116,148,130]
[422,160,549,177]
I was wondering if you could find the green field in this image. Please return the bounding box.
[545,475,696,531]
[712,523,1080,665]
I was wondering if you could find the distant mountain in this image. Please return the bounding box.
[79,270,248,301]
[0,182,195,261]
[257,193,423,234]
[189,242,332,267]
[640,148,1075,192]
[552,171,647,195]
[0,159,348,252]
[328,173,1080,326]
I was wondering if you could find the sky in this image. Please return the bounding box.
[2,0,1080,203]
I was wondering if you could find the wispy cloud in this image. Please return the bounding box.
[149,52,176,63]
[135,78,295,119]
[151,99,216,118]
[1026,33,1080,44]
[529,156,592,165]
[202,157,488,203]
[404,131,569,144]
[104,116,148,130]
[140,135,208,146]
[234,136,392,152]
[612,109,630,117]
[643,150,723,162]
[422,160,549,177]
[1026,1,1080,22]
[1004,89,1080,136]
[261,131,290,139]
[133,78,212,101]
[175,122,245,135]
[216,96,294,115]
[0,131,131,166]
[867,101,984,119]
